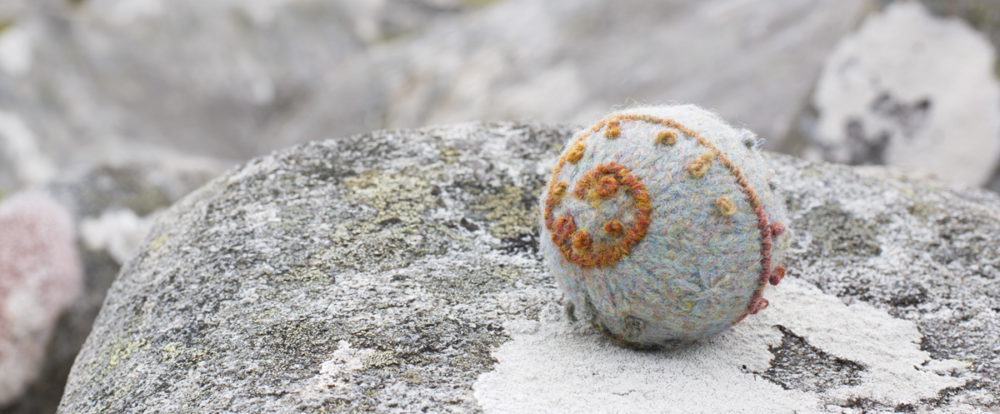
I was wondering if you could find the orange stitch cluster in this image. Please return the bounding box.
[688,152,715,178]
[605,119,621,138]
[545,162,651,268]
[572,230,592,251]
[603,220,624,237]
[566,142,586,163]
[552,181,568,198]
[594,176,619,198]
[715,196,738,216]
[655,130,678,145]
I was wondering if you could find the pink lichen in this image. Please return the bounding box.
[0,192,82,405]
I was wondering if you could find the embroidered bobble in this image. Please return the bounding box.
[572,230,592,251]
[605,119,621,138]
[552,181,568,198]
[566,142,586,163]
[688,152,714,178]
[655,130,678,145]
[748,297,769,314]
[715,196,737,216]
[769,265,785,286]
[771,221,786,236]
[604,220,624,237]
[595,176,619,198]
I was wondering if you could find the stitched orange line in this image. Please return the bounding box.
[546,162,651,267]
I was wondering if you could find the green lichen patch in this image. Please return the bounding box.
[474,184,536,240]
[159,342,185,362]
[906,201,940,218]
[930,212,1000,275]
[798,203,882,263]
[108,337,149,368]
[259,318,348,374]
[147,234,170,251]
[471,182,546,253]
[363,351,398,369]
[423,262,525,304]
[271,267,333,285]
[316,170,454,272]
[437,145,461,164]
[158,341,209,368]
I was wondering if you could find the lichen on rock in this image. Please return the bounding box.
[59,122,1000,413]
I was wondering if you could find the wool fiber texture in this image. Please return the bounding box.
[539,105,790,347]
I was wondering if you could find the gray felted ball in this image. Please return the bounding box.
[539,105,791,347]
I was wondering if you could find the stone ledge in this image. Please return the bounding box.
[58,122,999,413]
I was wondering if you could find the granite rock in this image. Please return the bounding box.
[59,122,999,413]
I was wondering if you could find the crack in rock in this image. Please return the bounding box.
[759,325,866,393]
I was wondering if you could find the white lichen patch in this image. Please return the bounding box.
[302,341,375,397]
[474,278,967,413]
[757,279,966,405]
[81,209,155,264]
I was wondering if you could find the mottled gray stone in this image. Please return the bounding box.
[59,122,999,413]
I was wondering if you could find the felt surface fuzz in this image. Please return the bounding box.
[539,105,791,347]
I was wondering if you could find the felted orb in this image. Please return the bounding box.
[539,105,791,347]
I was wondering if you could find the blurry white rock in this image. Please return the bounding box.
[0,110,53,191]
[80,209,155,265]
[803,2,1000,186]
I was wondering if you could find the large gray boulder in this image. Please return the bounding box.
[59,123,999,412]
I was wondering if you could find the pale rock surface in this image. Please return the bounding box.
[59,123,1000,413]
[795,2,1000,187]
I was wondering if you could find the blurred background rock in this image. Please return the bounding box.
[0,0,997,412]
